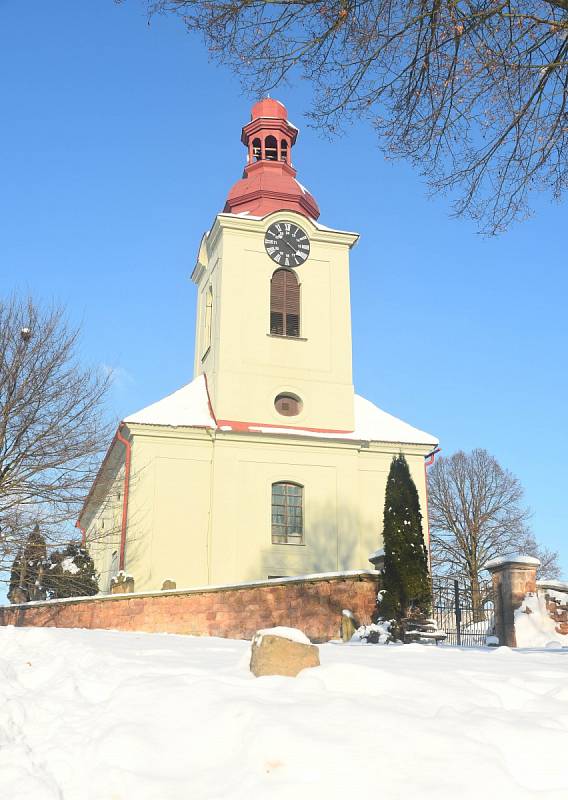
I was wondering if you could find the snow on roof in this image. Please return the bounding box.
[245,394,436,445]
[124,375,437,446]
[352,395,436,445]
[124,374,216,428]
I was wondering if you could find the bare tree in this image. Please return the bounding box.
[0,297,113,579]
[145,0,568,233]
[519,531,561,579]
[427,448,559,616]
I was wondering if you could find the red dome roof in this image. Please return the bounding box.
[224,99,320,220]
[250,98,288,120]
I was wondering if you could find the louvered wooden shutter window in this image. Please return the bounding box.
[270,269,300,337]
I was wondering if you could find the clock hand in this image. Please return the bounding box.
[281,237,297,253]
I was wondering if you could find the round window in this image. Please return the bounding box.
[274,393,302,417]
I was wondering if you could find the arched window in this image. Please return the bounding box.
[280,139,288,163]
[203,285,213,356]
[265,135,278,161]
[252,138,262,161]
[272,482,303,544]
[270,269,300,337]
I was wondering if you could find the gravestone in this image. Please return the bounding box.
[110,572,135,594]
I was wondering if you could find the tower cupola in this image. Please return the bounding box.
[224,98,320,220]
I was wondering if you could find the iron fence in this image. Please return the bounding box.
[432,578,494,647]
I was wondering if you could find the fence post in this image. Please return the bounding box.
[453,580,462,646]
[486,556,540,647]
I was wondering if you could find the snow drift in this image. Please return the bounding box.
[1,626,567,799]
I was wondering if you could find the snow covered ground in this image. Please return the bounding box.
[1,627,567,799]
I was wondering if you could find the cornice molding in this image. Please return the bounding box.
[210,211,359,249]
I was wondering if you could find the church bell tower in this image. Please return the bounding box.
[192,99,359,433]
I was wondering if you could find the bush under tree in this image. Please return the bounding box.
[43,541,99,599]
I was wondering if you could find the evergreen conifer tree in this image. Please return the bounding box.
[43,542,99,599]
[381,454,431,620]
[17,524,48,601]
[7,548,25,603]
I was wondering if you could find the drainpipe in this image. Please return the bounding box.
[116,425,132,571]
[424,447,441,581]
[424,448,440,469]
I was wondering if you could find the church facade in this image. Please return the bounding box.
[80,99,437,593]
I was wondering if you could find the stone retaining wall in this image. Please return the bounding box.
[539,582,568,636]
[0,571,379,643]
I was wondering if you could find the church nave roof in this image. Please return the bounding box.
[124,375,437,448]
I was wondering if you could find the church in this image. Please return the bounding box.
[79,99,438,593]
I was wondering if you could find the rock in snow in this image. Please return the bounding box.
[1,626,567,799]
[250,628,320,677]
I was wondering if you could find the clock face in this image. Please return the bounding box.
[264,221,310,267]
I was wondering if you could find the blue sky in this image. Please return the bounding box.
[1,1,566,572]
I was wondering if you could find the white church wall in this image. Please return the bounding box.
[84,442,126,592]
[122,427,213,591]
[110,426,431,593]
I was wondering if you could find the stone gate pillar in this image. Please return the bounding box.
[486,556,540,647]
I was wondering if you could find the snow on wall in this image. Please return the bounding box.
[515,591,568,648]
[485,554,541,570]
[538,579,568,596]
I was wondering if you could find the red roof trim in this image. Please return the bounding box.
[216,419,354,435]
[203,373,219,427]
[203,379,351,435]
